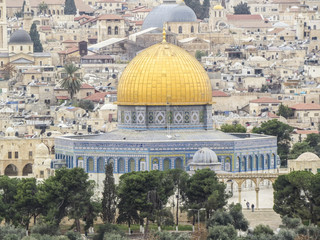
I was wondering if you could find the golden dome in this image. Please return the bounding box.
[117,42,212,106]
[213,5,224,10]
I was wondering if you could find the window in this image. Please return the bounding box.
[74,36,77,40]
[108,26,111,35]
[178,26,182,33]
[87,157,94,172]
[315,113,319,116]
[115,26,118,35]
[191,26,194,33]
[20,46,23,51]
[60,36,63,41]
[8,152,12,159]
[15,151,18,159]
[29,151,32,159]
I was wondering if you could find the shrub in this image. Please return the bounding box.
[93,224,124,240]
[31,223,59,236]
[65,231,82,240]
[103,233,127,240]
[0,225,26,239]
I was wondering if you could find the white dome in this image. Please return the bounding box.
[296,152,319,161]
[35,143,49,157]
[193,148,218,164]
[5,127,14,134]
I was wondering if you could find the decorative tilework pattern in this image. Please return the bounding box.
[155,111,165,124]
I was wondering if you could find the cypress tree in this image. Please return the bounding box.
[101,162,117,223]
[64,0,77,15]
[29,23,43,52]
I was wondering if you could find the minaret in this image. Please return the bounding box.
[0,0,7,52]
[23,0,33,30]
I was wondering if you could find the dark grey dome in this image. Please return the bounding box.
[9,30,32,44]
[142,2,197,30]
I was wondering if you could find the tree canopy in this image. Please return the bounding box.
[185,0,210,19]
[60,63,82,100]
[64,0,77,15]
[273,171,320,224]
[252,119,294,165]
[30,23,43,52]
[102,162,116,223]
[233,2,251,14]
[220,123,246,133]
[277,104,293,119]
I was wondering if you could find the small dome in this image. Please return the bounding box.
[5,127,15,134]
[296,152,319,161]
[35,143,49,157]
[213,5,224,10]
[193,148,218,164]
[142,2,197,30]
[9,30,32,44]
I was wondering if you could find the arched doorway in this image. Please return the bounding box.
[22,163,32,176]
[5,164,18,176]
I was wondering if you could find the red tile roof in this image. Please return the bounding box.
[39,26,52,31]
[268,112,280,118]
[250,97,281,103]
[83,92,108,102]
[212,90,229,97]
[56,96,70,100]
[81,83,94,89]
[290,103,320,110]
[294,130,319,135]
[74,15,92,21]
[98,14,123,20]
[58,46,79,55]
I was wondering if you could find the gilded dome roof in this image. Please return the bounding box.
[117,42,212,106]
[213,5,224,10]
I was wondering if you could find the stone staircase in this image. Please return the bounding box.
[243,208,282,230]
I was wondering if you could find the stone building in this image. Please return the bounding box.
[97,14,126,42]
[288,152,320,174]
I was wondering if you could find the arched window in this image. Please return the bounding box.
[115,26,119,35]
[255,155,258,170]
[118,158,125,173]
[260,155,264,170]
[57,10,60,15]
[87,157,94,172]
[237,157,241,172]
[241,157,246,171]
[248,156,253,171]
[108,158,115,172]
[77,157,84,168]
[225,157,231,171]
[272,153,277,168]
[191,26,194,33]
[129,158,135,172]
[53,10,55,14]
[5,164,18,176]
[266,154,271,169]
[22,164,32,176]
[178,26,182,33]
[163,158,171,171]
[108,26,112,35]
[139,158,146,171]
[175,158,183,169]
[97,157,105,173]
[152,158,159,170]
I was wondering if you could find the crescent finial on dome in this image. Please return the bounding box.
[162,27,166,43]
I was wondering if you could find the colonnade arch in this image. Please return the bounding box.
[217,173,281,209]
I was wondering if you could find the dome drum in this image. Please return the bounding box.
[117,105,213,130]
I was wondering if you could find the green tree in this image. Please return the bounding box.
[290,142,314,159]
[38,1,48,14]
[30,23,43,52]
[117,171,174,235]
[102,163,116,223]
[207,203,248,232]
[233,2,251,14]
[59,63,82,101]
[195,50,207,60]
[0,176,20,225]
[207,224,237,240]
[185,0,202,19]
[305,133,320,148]
[252,119,293,165]
[166,169,189,230]
[14,178,42,230]
[277,104,293,119]
[253,224,274,236]
[273,171,320,224]
[186,169,228,219]
[220,123,246,133]
[78,99,94,111]
[39,168,94,231]
[1,63,16,80]
[201,0,210,19]
[64,0,77,15]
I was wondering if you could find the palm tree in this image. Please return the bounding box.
[60,63,83,101]
[38,1,48,14]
